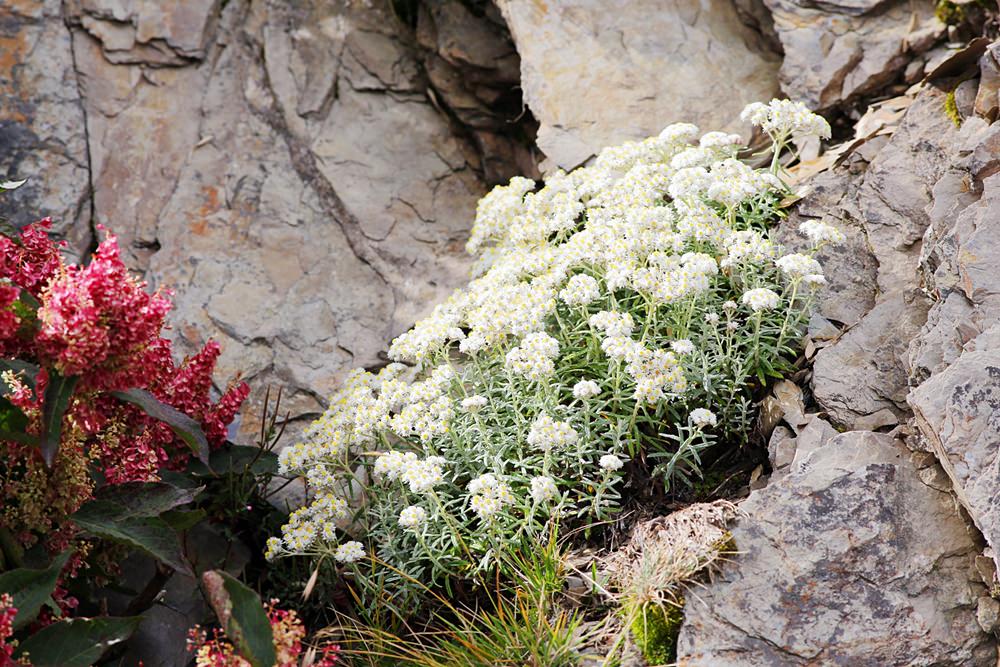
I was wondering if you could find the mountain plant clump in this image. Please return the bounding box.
[268,99,841,602]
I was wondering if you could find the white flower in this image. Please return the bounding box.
[573,380,601,399]
[398,505,427,530]
[505,331,560,381]
[775,253,823,279]
[699,131,743,150]
[468,474,514,520]
[659,122,699,144]
[803,274,827,286]
[265,536,282,561]
[670,339,695,355]
[373,450,417,482]
[530,476,559,503]
[334,541,366,563]
[705,312,720,324]
[741,99,831,139]
[742,288,780,312]
[559,274,601,306]
[401,457,446,493]
[461,395,488,413]
[527,414,579,451]
[722,300,738,310]
[690,408,718,428]
[799,220,845,245]
[599,454,624,471]
[589,311,635,337]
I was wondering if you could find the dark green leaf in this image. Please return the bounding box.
[160,509,207,532]
[40,370,78,466]
[14,616,141,666]
[0,551,70,630]
[15,289,40,316]
[202,570,276,667]
[89,481,203,518]
[157,469,203,490]
[0,221,22,245]
[207,445,278,477]
[0,396,33,443]
[72,503,189,574]
[112,388,211,467]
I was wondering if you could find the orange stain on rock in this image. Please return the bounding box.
[190,185,221,236]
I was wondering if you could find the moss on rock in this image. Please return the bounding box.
[629,599,685,665]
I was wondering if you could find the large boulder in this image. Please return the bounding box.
[677,429,994,666]
[494,0,781,170]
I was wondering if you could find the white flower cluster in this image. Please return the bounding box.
[741,99,832,140]
[530,475,560,503]
[373,451,446,493]
[572,380,601,399]
[468,474,514,519]
[742,287,781,312]
[505,331,560,380]
[526,413,579,451]
[268,100,840,593]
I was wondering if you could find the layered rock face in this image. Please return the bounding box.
[678,49,1000,664]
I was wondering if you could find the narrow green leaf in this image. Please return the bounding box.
[14,616,141,666]
[0,551,70,630]
[111,388,211,467]
[40,371,78,467]
[72,503,189,574]
[202,570,276,667]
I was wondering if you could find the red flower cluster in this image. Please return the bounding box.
[0,218,250,529]
[187,600,340,667]
[0,594,28,667]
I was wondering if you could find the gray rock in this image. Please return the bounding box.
[777,167,878,327]
[812,288,930,428]
[0,0,92,256]
[910,348,1000,574]
[857,89,963,292]
[977,597,1000,634]
[495,0,780,170]
[764,0,944,110]
[677,430,994,666]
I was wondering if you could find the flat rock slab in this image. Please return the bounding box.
[495,0,780,170]
[677,430,993,666]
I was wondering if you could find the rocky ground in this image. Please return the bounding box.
[4,0,1000,664]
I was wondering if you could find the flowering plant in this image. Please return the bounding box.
[0,217,249,556]
[0,195,251,660]
[268,100,841,602]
